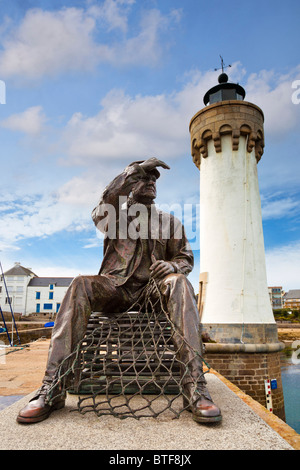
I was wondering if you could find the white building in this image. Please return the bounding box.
[0,263,73,316]
[0,263,37,315]
[26,277,73,316]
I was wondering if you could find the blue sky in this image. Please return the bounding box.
[0,0,299,293]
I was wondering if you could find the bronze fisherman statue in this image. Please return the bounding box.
[17,158,221,424]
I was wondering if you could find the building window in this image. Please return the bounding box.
[36,304,40,313]
[49,284,54,290]
[49,292,53,300]
[5,297,12,304]
[36,292,40,300]
[43,303,53,310]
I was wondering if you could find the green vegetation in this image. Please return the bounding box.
[282,346,294,358]
[273,308,300,323]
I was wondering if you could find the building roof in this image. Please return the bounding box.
[283,290,300,299]
[28,277,73,287]
[3,263,37,277]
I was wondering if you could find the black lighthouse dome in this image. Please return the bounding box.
[203,73,246,106]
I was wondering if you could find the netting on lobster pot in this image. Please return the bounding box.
[46,279,210,420]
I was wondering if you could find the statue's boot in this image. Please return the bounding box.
[16,382,65,424]
[183,381,222,424]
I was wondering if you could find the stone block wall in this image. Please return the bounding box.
[204,350,285,421]
[0,327,53,345]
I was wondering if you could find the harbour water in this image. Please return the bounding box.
[281,353,300,434]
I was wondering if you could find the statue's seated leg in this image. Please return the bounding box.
[17,274,131,424]
[159,273,222,423]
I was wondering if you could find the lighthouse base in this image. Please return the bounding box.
[202,322,279,344]
[203,344,286,421]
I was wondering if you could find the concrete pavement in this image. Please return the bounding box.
[0,372,295,451]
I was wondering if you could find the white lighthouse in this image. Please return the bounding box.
[189,72,285,419]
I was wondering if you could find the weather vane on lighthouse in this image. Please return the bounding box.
[214,55,231,74]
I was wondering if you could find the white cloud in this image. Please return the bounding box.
[55,171,112,207]
[261,193,300,220]
[88,0,135,33]
[29,265,83,278]
[0,3,180,80]
[266,241,300,291]
[0,106,46,134]
[110,8,179,66]
[61,68,218,164]
[63,90,187,162]
[245,66,300,136]
[0,194,92,252]
[0,8,99,80]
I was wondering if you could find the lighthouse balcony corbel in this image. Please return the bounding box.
[211,132,221,153]
[231,129,241,151]
[246,131,258,154]
[240,125,265,163]
[255,130,265,163]
[191,138,201,167]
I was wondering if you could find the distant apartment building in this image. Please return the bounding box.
[268,286,284,309]
[283,290,300,309]
[0,263,73,316]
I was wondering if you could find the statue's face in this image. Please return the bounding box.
[132,174,157,202]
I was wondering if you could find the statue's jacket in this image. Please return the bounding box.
[92,164,194,287]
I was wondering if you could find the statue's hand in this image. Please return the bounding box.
[150,260,175,279]
[139,157,170,173]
